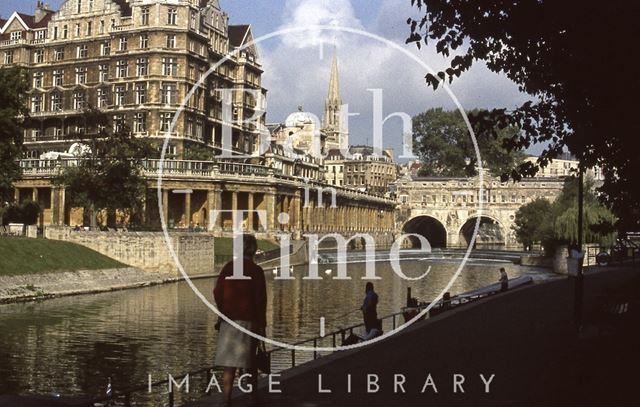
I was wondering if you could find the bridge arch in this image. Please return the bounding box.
[402,216,447,248]
[458,216,505,248]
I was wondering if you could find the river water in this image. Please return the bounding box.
[0,252,557,405]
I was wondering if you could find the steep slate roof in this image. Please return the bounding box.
[32,12,54,28]
[326,148,346,160]
[350,145,374,155]
[16,13,35,26]
[228,24,250,47]
[2,11,53,31]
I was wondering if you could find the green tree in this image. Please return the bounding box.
[407,1,640,230]
[0,67,29,202]
[512,198,553,249]
[413,108,524,177]
[55,108,156,228]
[513,177,616,254]
[1,200,41,226]
[551,177,617,247]
[183,143,216,161]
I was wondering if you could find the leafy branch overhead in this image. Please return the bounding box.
[407,0,640,229]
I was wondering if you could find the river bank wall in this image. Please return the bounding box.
[0,267,215,304]
[44,226,215,275]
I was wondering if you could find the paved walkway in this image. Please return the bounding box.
[187,265,640,407]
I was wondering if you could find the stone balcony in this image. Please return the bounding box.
[17,158,396,204]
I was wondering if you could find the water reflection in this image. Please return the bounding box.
[0,258,554,404]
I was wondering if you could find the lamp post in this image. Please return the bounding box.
[573,165,585,330]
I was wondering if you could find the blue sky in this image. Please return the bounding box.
[2,1,540,158]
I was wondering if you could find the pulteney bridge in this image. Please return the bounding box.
[395,173,566,248]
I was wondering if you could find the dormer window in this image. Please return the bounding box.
[10,31,22,41]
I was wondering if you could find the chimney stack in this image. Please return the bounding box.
[35,1,50,23]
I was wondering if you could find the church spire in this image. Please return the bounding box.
[322,46,344,139]
[322,46,347,150]
[327,46,341,104]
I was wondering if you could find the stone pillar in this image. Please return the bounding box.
[14,188,19,203]
[355,206,359,232]
[265,191,276,233]
[207,189,222,231]
[59,188,66,225]
[293,192,301,238]
[247,192,254,231]
[162,189,169,225]
[32,188,38,202]
[301,202,307,232]
[184,191,192,226]
[50,187,58,225]
[51,187,66,226]
[346,206,350,232]
[231,190,238,231]
[283,196,291,232]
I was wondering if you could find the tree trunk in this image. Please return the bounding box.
[107,208,117,228]
[89,203,97,230]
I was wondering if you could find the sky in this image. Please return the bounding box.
[1,0,541,159]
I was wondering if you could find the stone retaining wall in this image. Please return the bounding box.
[44,227,215,276]
[520,254,553,268]
[0,268,183,303]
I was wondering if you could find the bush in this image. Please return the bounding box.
[1,200,41,225]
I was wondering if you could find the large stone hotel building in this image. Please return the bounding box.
[0,0,398,237]
[0,0,265,159]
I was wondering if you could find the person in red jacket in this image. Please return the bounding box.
[214,234,267,407]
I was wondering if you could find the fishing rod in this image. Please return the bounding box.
[332,308,361,320]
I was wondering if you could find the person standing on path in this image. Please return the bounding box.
[213,234,267,407]
[499,268,509,292]
[361,282,379,334]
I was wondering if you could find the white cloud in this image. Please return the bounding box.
[278,0,364,48]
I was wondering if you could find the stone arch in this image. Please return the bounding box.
[458,215,505,248]
[402,215,448,248]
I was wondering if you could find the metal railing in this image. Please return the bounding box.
[586,244,638,266]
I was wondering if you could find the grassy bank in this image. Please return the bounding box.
[0,237,125,276]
